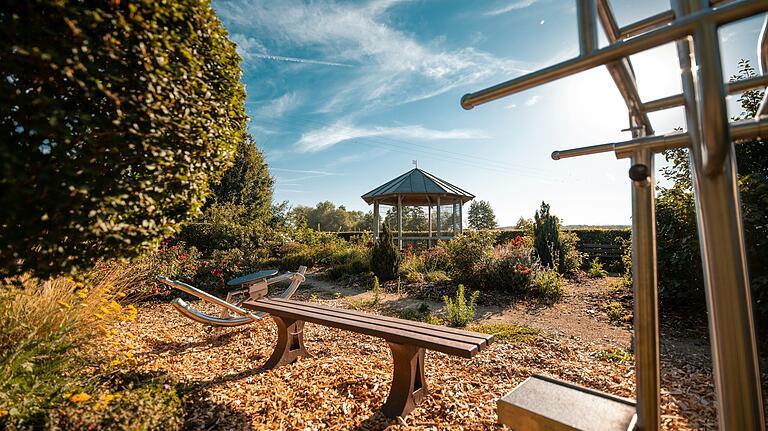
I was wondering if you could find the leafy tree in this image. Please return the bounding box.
[384,207,429,231]
[371,223,401,281]
[210,135,273,221]
[0,0,246,277]
[467,200,498,230]
[289,201,369,232]
[656,59,767,342]
[515,216,534,233]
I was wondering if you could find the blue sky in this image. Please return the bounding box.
[212,0,765,226]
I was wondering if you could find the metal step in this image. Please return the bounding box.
[497,375,637,431]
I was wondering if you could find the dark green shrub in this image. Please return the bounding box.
[371,224,401,281]
[533,202,582,274]
[0,0,246,278]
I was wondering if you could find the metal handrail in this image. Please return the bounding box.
[461,0,768,110]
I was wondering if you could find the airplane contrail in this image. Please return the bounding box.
[250,53,353,68]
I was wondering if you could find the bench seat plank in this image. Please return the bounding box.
[264,298,492,349]
[244,298,483,358]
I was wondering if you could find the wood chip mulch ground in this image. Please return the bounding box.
[110,296,768,431]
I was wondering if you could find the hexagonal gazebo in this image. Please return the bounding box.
[361,168,474,248]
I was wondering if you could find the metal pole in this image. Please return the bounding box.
[629,144,660,431]
[577,0,598,55]
[675,1,766,429]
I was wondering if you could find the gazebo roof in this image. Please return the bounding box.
[361,168,474,206]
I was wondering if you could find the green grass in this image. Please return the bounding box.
[469,323,541,344]
[592,347,634,363]
[605,301,631,323]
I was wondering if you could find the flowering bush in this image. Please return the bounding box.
[443,231,497,284]
[420,245,450,272]
[479,236,538,292]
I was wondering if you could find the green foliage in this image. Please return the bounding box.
[443,284,480,327]
[480,236,536,293]
[592,347,634,363]
[606,301,631,323]
[0,0,246,278]
[533,202,582,274]
[371,224,401,281]
[371,276,381,305]
[587,258,608,278]
[210,135,273,221]
[391,303,440,324]
[654,60,767,343]
[532,269,565,302]
[425,270,450,283]
[467,200,498,230]
[47,379,184,431]
[443,230,497,283]
[470,323,540,344]
[514,217,534,233]
[655,183,703,305]
[384,207,429,231]
[420,246,451,272]
[290,201,370,232]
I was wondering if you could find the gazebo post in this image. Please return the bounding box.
[436,196,442,241]
[373,200,380,240]
[459,199,463,234]
[427,202,432,247]
[397,194,403,249]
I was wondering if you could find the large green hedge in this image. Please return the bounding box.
[0,0,246,277]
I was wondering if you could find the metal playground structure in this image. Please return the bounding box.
[462,0,767,430]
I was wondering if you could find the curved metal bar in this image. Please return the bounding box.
[159,266,307,326]
[171,298,262,327]
[758,14,768,116]
[158,276,260,318]
[460,0,768,110]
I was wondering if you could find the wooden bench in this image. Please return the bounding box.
[579,243,623,261]
[242,297,494,418]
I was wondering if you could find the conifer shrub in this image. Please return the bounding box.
[443,284,480,327]
[533,202,582,274]
[371,224,401,281]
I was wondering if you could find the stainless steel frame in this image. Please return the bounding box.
[462,1,768,430]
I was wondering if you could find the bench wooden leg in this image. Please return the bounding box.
[382,342,427,418]
[263,316,310,369]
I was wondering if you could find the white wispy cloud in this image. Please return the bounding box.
[231,33,353,68]
[485,0,538,16]
[216,0,530,113]
[524,94,540,106]
[249,92,303,119]
[295,121,488,153]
